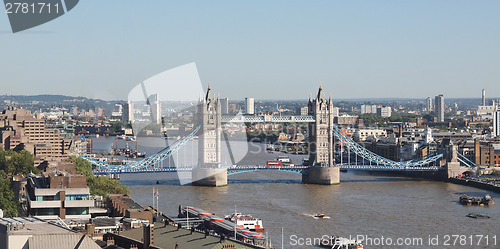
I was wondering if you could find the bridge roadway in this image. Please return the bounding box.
[221,115,315,123]
[93,164,443,175]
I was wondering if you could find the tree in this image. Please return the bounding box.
[70,156,129,197]
[0,148,38,176]
[0,171,18,217]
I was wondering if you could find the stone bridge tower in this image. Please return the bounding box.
[303,85,340,185]
[192,85,227,186]
[197,85,221,167]
[307,85,334,166]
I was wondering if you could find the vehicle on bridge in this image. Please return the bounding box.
[277,156,291,164]
[266,160,282,166]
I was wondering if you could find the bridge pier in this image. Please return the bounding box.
[302,166,340,185]
[445,143,471,178]
[192,167,227,187]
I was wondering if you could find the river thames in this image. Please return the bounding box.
[95,138,500,248]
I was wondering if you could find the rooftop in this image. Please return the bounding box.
[119,222,255,249]
[0,217,73,235]
[0,217,101,249]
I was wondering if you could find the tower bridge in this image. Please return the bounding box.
[80,86,478,186]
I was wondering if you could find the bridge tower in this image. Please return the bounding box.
[445,142,470,178]
[192,85,227,186]
[302,85,340,185]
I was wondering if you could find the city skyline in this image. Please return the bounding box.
[1,1,500,101]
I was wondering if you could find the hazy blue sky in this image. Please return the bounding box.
[1,1,499,101]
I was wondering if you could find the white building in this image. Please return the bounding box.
[245,97,255,115]
[477,105,496,121]
[361,104,377,114]
[377,106,392,118]
[426,97,433,112]
[148,94,161,124]
[493,109,500,137]
[353,128,387,142]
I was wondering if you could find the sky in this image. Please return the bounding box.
[1,1,499,101]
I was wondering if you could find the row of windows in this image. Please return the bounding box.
[35,195,59,201]
[205,143,216,148]
[65,194,90,201]
[67,207,89,215]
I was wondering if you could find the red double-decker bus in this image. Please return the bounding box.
[266,160,282,166]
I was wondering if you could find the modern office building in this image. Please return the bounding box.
[435,94,445,122]
[26,173,94,220]
[221,98,229,115]
[245,97,255,115]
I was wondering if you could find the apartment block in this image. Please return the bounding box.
[0,107,88,167]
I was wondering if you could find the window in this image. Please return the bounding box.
[35,195,59,201]
[33,208,59,216]
[65,194,89,201]
[66,207,89,215]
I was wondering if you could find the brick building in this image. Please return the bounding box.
[0,107,88,167]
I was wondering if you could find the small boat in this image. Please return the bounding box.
[481,194,495,206]
[313,213,330,219]
[460,194,495,206]
[466,213,490,219]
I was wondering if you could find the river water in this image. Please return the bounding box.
[94,137,500,248]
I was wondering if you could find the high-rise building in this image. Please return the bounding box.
[435,94,445,122]
[377,106,392,118]
[361,105,369,114]
[361,104,377,114]
[426,97,433,112]
[122,101,134,123]
[482,89,486,106]
[245,97,255,115]
[148,94,161,124]
[221,98,229,115]
[296,106,308,116]
[493,108,500,138]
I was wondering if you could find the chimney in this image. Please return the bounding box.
[143,224,154,249]
[106,238,115,246]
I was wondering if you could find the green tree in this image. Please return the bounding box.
[0,148,38,175]
[0,171,18,217]
[70,156,129,197]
